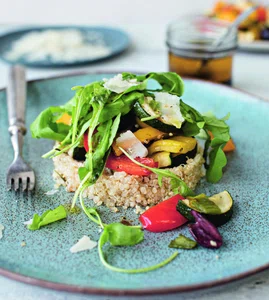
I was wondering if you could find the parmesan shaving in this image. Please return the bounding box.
[23,219,33,226]
[70,235,97,253]
[103,74,139,93]
[44,189,59,196]
[5,29,111,63]
[0,224,4,240]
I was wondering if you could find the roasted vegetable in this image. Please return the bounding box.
[105,154,158,176]
[139,194,187,232]
[189,211,223,249]
[133,101,181,133]
[151,151,172,168]
[133,127,165,144]
[148,139,195,155]
[177,191,233,227]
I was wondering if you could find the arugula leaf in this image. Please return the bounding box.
[105,223,144,246]
[27,205,67,230]
[122,72,184,96]
[98,224,178,273]
[30,107,71,141]
[206,145,227,183]
[179,99,230,183]
[169,234,197,249]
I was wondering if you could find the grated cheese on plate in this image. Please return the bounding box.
[70,235,97,253]
[5,29,111,63]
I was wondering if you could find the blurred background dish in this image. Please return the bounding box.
[0,26,130,67]
[209,0,269,51]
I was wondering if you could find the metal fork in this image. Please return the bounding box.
[6,65,35,191]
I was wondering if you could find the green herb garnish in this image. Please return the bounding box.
[79,193,178,273]
[27,205,67,231]
[169,234,197,249]
[180,100,230,183]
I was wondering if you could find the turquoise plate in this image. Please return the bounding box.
[0,73,269,296]
[0,26,130,67]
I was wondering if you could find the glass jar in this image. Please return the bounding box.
[166,15,238,85]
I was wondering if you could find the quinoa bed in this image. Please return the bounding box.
[53,149,205,213]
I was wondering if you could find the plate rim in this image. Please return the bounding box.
[0,71,268,296]
[0,25,130,67]
[238,40,269,52]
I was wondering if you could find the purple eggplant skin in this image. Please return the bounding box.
[188,210,223,249]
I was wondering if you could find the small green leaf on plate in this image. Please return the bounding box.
[169,234,197,249]
[27,205,67,231]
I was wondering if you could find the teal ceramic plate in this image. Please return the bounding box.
[0,26,130,67]
[0,73,269,296]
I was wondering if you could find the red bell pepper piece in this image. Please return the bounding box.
[84,131,89,152]
[83,128,98,152]
[105,154,158,176]
[139,194,187,232]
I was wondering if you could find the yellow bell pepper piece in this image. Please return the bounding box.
[56,113,72,125]
[134,127,165,144]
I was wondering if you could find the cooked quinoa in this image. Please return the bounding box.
[53,149,205,212]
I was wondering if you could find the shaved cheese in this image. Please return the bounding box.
[103,74,139,93]
[153,92,184,128]
[116,130,148,158]
[0,224,4,240]
[23,219,33,226]
[44,189,59,196]
[70,235,97,253]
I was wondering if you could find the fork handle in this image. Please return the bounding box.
[7,65,27,132]
[7,65,27,157]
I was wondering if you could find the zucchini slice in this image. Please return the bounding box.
[133,101,182,133]
[176,191,233,227]
[171,145,197,167]
[208,191,233,214]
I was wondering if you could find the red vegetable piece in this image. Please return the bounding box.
[84,131,89,152]
[139,194,187,232]
[83,128,98,152]
[105,154,158,176]
[256,6,267,22]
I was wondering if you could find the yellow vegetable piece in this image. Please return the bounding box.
[134,127,165,144]
[169,136,197,152]
[151,152,171,168]
[112,141,123,156]
[148,139,195,155]
[56,113,72,125]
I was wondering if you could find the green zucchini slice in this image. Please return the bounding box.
[133,101,182,133]
[176,191,233,227]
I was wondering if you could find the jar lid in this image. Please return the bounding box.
[167,15,238,56]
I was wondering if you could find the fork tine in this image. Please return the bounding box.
[28,175,36,191]
[14,178,20,191]
[21,177,28,191]
[6,178,12,191]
